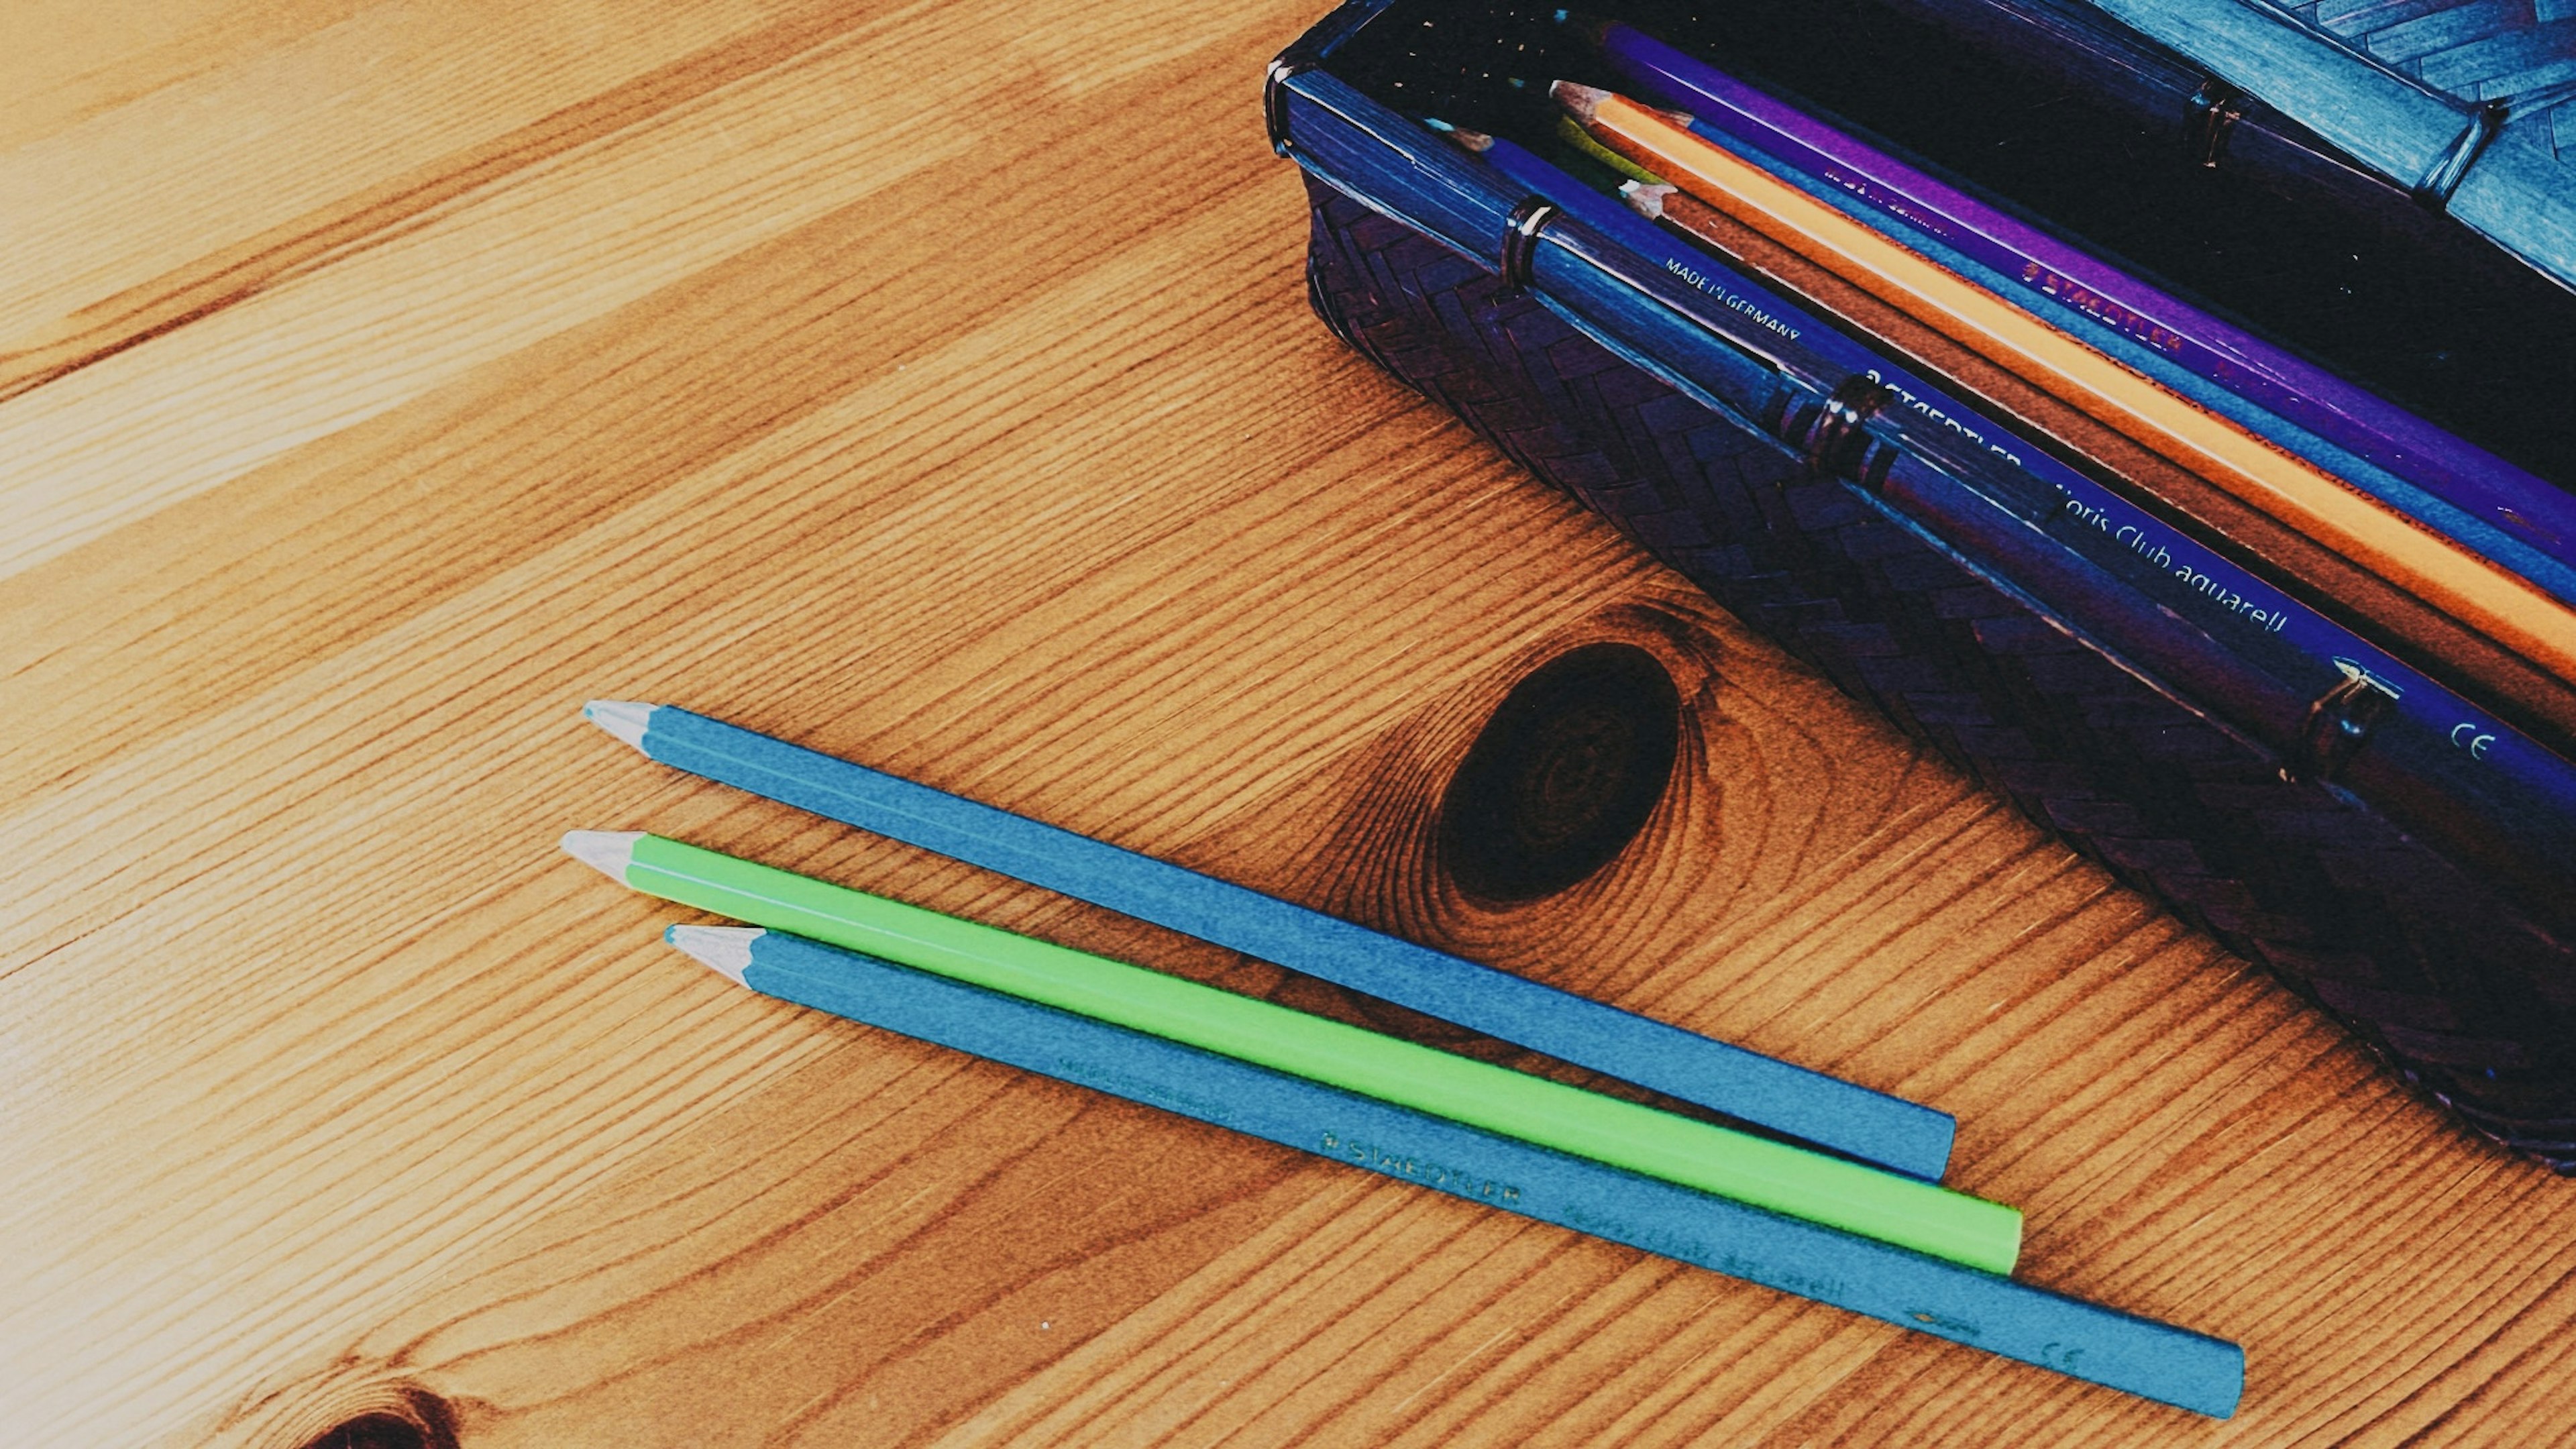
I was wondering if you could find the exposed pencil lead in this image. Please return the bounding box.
[1620,180,1676,221]
[1425,118,1496,152]
[666,924,762,985]
[560,830,644,882]
[1549,79,1609,123]
[582,699,656,751]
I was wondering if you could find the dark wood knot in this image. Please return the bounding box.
[1437,642,1680,901]
[292,1392,459,1449]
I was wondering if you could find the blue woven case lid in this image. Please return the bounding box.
[2081,0,2576,292]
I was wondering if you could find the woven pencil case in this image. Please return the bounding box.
[1270,0,2576,1167]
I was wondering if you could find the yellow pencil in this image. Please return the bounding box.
[1554,80,2576,688]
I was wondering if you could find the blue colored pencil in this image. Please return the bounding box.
[667,924,2243,1417]
[585,700,1957,1181]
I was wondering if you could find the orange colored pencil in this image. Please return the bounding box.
[1554,80,2576,688]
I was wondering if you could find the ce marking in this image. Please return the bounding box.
[2451,722,2496,760]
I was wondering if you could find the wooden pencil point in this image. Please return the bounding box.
[582,699,655,750]
[560,830,642,881]
[1620,180,1675,219]
[1426,119,1496,152]
[1549,79,1609,123]
[665,924,759,985]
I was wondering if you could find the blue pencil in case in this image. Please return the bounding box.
[1576,15,2576,598]
[583,700,1959,1181]
[667,924,2244,1418]
[1416,117,2576,900]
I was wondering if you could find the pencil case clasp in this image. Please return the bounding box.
[1778,375,1896,482]
[2184,78,2242,169]
[1499,198,1560,290]
[2286,663,2400,784]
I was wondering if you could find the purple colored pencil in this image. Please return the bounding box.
[1575,15,2576,576]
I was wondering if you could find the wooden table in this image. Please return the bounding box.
[7,3,2575,1444]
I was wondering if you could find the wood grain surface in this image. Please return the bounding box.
[5,3,2575,1445]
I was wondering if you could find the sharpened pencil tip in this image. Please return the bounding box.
[1619,180,1675,220]
[1424,118,1495,152]
[1550,79,1608,123]
[582,700,656,750]
[666,925,761,985]
[560,830,643,881]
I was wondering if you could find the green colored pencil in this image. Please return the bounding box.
[1555,113,1666,184]
[563,831,2021,1273]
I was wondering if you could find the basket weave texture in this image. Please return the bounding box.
[1304,180,2576,1169]
[2287,0,2576,130]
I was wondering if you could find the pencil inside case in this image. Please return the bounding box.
[1581,0,2576,497]
[1337,3,2576,733]
[1551,83,2576,716]
[1562,17,2576,618]
[1271,0,2576,1169]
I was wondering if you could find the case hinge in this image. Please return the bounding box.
[1265,57,1316,156]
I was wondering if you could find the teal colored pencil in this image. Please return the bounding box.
[563,830,2022,1273]
[666,924,2239,1416]
[580,700,1954,1181]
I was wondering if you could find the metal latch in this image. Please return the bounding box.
[2286,660,2400,784]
